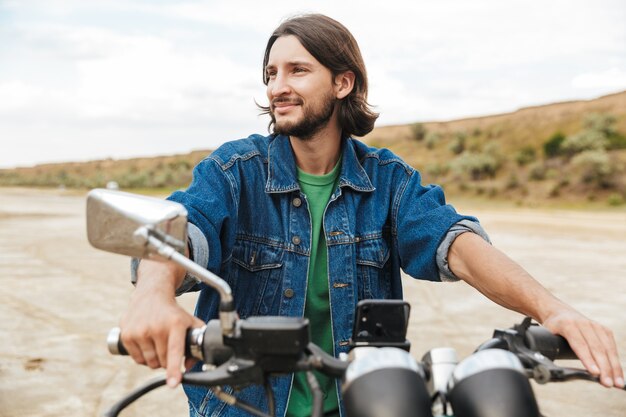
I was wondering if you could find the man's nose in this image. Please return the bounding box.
[270,73,291,97]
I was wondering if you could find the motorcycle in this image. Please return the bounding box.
[86,189,624,417]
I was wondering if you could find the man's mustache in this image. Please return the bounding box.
[271,97,304,107]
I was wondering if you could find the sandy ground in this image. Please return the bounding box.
[0,187,624,417]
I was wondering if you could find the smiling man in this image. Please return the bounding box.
[122,14,624,417]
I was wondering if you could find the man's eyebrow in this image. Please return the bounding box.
[265,60,314,70]
[287,60,313,67]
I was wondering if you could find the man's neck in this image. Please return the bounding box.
[287,110,343,175]
[289,129,342,176]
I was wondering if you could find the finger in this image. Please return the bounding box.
[153,327,170,371]
[563,326,600,377]
[165,324,186,387]
[574,321,615,388]
[136,337,160,369]
[591,324,623,387]
[120,330,147,366]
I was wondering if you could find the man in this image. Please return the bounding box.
[121,13,623,417]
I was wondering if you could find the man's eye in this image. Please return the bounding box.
[266,71,277,79]
[293,67,307,73]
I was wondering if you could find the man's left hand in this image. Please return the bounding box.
[542,308,624,388]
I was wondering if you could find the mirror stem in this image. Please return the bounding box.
[136,227,237,337]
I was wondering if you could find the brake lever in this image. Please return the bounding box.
[495,318,615,388]
[182,357,263,389]
[549,367,598,383]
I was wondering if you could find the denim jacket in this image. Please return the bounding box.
[158,134,486,417]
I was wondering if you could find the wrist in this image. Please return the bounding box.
[535,298,573,325]
[135,259,186,296]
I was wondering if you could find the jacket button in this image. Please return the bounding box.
[284,288,295,298]
[292,235,301,245]
[292,197,302,207]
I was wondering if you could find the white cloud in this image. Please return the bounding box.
[0,81,43,110]
[572,67,626,90]
[2,22,263,123]
[0,0,625,168]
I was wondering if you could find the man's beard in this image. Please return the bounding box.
[271,91,336,140]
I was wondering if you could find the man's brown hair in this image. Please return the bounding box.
[259,14,379,138]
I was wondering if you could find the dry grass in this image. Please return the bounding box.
[363,91,626,206]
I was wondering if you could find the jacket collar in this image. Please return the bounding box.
[265,135,375,194]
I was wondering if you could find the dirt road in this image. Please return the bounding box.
[0,187,624,417]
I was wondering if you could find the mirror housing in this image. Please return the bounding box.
[86,189,188,259]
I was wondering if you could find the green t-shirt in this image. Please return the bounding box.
[286,162,341,417]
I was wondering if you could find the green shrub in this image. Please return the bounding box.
[570,150,613,186]
[562,130,608,155]
[450,152,501,180]
[169,159,191,170]
[410,123,427,141]
[545,168,559,180]
[528,162,547,181]
[607,193,624,206]
[483,141,501,156]
[505,174,520,190]
[425,163,449,178]
[548,179,569,198]
[425,132,441,149]
[543,132,565,158]
[515,146,537,166]
[448,132,466,155]
[607,132,626,150]
[583,113,617,136]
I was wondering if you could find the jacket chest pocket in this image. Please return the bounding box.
[355,237,391,300]
[230,239,284,318]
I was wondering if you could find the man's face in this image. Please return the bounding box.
[265,35,338,140]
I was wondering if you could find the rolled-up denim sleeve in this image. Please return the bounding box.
[395,169,482,281]
[130,222,209,295]
[436,219,491,282]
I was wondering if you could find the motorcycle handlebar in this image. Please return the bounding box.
[106,320,577,368]
[523,325,577,361]
[106,326,206,361]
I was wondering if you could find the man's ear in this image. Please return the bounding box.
[334,71,355,100]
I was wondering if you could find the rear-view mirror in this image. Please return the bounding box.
[86,189,187,259]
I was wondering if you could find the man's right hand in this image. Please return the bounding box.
[120,259,205,387]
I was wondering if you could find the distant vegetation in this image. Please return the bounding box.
[364,91,626,207]
[1,91,625,207]
[0,151,210,191]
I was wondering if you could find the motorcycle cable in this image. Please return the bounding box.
[102,376,167,417]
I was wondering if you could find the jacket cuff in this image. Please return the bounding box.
[436,219,491,282]
[130,222,209,295]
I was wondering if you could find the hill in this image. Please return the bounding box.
[1,91,625,206]
[0,150,213,191]
[363,90,626,206]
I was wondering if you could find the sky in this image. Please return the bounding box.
[1,0,625,168]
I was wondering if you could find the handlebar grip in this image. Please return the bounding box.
[524,326,577,361]
[106,327,200,359]
[107,327,127,355]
